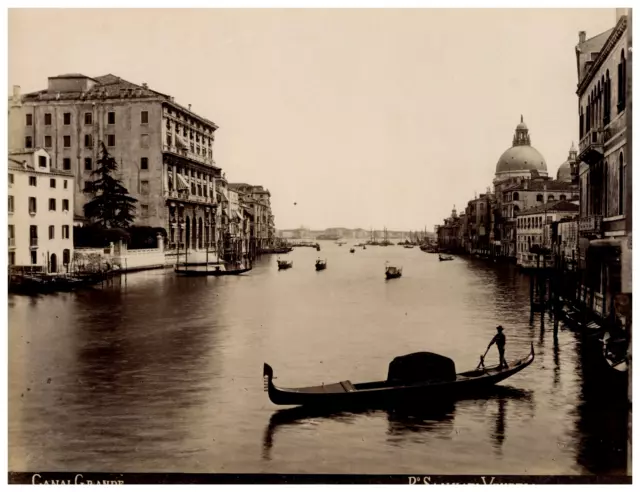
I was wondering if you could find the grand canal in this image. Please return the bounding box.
[8,243,628,475]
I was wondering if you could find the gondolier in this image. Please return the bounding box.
[487,326,507,369]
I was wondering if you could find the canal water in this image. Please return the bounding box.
[8,243,628,475]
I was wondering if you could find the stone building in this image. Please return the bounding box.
[8,74,221,253]
[575,9,631,320]
[436,206,464,252]
[8,149,74,272]
[228,183,276,253]
[515,201,579,268]
[465,194,493,254]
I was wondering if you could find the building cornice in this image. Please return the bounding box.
[163,100,218,131]
[576,16,628,96]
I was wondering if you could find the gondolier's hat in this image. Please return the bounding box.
[496,325,503,332]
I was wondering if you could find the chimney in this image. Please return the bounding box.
[579,31,586,44]
[188,104,192,111]
[12,85,20,97]
[142,82,148,89]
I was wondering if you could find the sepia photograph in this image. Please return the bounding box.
[4,4,633,485]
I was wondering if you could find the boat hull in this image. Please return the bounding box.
[264,345,534,408]
[175,267,252,277]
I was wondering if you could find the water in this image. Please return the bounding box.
[8,243,628,475]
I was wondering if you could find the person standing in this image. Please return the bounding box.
[488,326,507,369]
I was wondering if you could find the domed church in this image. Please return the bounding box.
[556,142,577,183]
[493,116,548,184]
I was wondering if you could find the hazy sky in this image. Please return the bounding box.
[8,8,615,231]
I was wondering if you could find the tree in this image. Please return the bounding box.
[83,142,137,228]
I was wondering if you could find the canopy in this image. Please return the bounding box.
[387,352,456,384]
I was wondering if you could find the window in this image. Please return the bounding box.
[29,197,36,214]
[619,152,625,215]
[26,114,33,126]
[63,158,71,170]
[141,111,149,124]
[141,157,148,170]
[63,249,70,265]
[107,111,115,125]
[604,70,611,125]
[8,195,14,213]
[25,136,32,148]
[29,176,36,186]
[8,173,14,185]
[44,113,52,125]
[141,180,150,194]
[141,204,149,216]
[84,112,93,125]
[548,195,555,201]
[9,224,15,240]
[50,178,56,188]
[618,49,627,112]
[63,135,71,148]
[62,225,70,239]
[45,135,53,148]
[49,198,56,211]
[31,251,37,265]
[512,192,519,201]
[107,134,115,147]
[166,119,171,130]
[536,194,543,202]
[39,155,47,168]
[64,180,68,189]
[166,134,172,146]
[560,194,566,201]
[62,199,69,212]
[84,134,93,148]
[183,126,187,137]
[84,158,92,171]
[190,143,194,152]
[63,113,71,125]
[49,225,55,240]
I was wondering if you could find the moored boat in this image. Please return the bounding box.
[263,343,535,407]
[175,262,252,276]
[438,254,454,261]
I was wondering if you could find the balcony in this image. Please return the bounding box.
[579,215,603,234]
[578,129,604,165]
[163,145,217,168]
[29,237,38,249]
[8,238,15,249]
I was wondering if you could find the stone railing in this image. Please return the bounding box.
[578,128,604,156]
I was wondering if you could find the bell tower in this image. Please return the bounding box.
[512,115,531,146]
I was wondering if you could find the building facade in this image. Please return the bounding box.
[575,9,631,320]
[8,149,74,272]
[516,201,579,267]
[9,73,221,253]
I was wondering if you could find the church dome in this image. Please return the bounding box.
[556,142,577,182]
[495,116,547,179]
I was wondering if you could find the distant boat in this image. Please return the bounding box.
[350,248,355,253]
[175,263,252,276]
[385,263,403,279]
[404,244,414,249]
[363,245,367,250]
[315,259,327,271]
[278,259,293,270]
[439,254,454,262]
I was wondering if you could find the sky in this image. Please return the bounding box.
[8,8,616,231]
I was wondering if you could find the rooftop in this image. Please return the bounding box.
[502,179,578,192]
[517,201,579,216]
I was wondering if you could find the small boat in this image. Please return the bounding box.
[363,245,366,250]
[315,259,327,271]
[439,254,454,262]
[404,245,414,249]
[175,263,252,276]
[385,264,402,279]
[277,260,293,270]
[263,343,535,407]
[316,245,321,252]
[350,248,355,253]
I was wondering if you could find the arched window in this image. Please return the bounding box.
[536,194,543,202]
[63,249,70,265]
[604,70,611,124]
[513,191,519,201]
[619,152,625,215]
[548,195,555,201]
[603,161,609,216]
[514,205,520,216]
[586,95,591,132]
[560,194,566,201]
[618,49,627,112]
[579,106,584,138]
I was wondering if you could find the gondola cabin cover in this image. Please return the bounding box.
[387,352,456,384]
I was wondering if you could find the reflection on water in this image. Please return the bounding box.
[8,245,628,475]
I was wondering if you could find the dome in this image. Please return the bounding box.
[516,122,528,130]
[557,160,572,182]
[495,145,547,174]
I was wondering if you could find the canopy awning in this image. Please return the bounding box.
[235,210,244,222]
[177,174,190,191]
[175,134,188,150]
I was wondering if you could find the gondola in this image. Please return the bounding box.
[438,254,454,261]
[385,264,402,279]
[175,265,252,276]
[315,259,327,271]
[263,343,534,407]
[277,260,293,270]
[350,248,355,253]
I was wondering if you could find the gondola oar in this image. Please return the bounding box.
[476,346,491,370]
